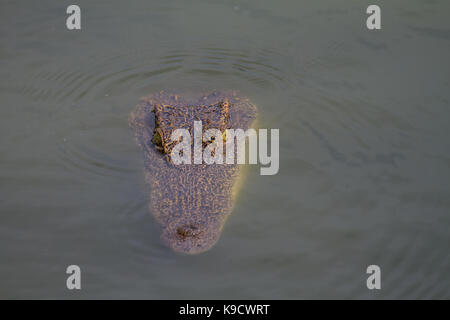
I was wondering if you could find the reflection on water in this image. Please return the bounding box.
[0,0,449,299]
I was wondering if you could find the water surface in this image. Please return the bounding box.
[0,0,449,299]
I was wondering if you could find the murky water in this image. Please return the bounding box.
[1,0,449,299]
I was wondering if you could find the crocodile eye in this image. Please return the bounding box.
[152,130,163,147]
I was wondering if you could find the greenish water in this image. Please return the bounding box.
[0,0,449,299]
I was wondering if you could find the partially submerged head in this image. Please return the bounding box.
[130,91,256,254]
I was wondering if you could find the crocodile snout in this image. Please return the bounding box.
[162,216,224,254]
[176,224,202,238]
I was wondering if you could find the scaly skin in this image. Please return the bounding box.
[129,90,257,254]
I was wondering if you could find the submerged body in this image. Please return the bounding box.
[130,91,257,254]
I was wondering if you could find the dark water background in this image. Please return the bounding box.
[0,0,449,299]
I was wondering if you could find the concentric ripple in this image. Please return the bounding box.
[5,46,294,183]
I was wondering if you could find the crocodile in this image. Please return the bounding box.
[129,90,257,254]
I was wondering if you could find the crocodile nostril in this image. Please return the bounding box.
[177,224,202,238]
